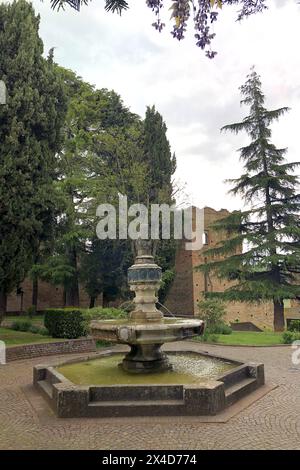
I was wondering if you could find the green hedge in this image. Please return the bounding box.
[288,320,300,332]
[10,320,49,336]
[44,309,85,339]
[11,320,32,332]
[207,323,232,335]
[82,307,127,321]
[282,331,300,344]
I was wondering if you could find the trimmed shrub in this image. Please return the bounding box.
[288,320,300,332]
[28,325,49,335]
[197,298,226,328]
[11,320,32,332]
[44,309,85,339]
[197,331,218,343]
[282,331,300,344]
[158,269,175,304]
[82,307,127,321]
[208,323,232,335]
[28,325,40,334]
[26,305,36,318]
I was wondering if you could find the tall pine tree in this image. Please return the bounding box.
[0,0,66,322]
[198,68,300,331]
[143,105,176,205]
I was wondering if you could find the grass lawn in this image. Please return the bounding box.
[2,315,44,328]
[195,331,284,346]
[0,327,61,347]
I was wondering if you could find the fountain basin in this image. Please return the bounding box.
[90,318,204,373]
[33,349,265,418]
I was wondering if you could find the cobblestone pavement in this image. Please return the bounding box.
[0,342,299,450]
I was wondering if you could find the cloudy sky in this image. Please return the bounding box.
[29,0,300,211]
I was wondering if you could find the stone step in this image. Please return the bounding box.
[225,377,258,407]
[89,385,184,402]
[89,398,184,407]
[221,365,249,388]
[87,398,185,417]
[37,380,53,399]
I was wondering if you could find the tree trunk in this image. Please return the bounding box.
[63,288,66,308]
[65,283,80,307]
[89,296,96,309]
[103,292,109,308]
[0,289,7,325]
[32,275,38,313]
[274,299,285,332]
[65,247,80,307]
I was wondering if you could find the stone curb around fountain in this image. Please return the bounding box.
[33,348,265,419]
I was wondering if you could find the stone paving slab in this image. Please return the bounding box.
[0,342,299,450]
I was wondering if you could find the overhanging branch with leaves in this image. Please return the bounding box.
[49,0,268,57]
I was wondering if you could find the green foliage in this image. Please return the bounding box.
[10,320,47,335]
[96,339,113,348]
[27,325,39,334]
[11,320,32,332]
[197,68,300,331]
[282,331,300,344]
[82,307,127,321]
[50,1,267,58]
[142,105,176,204]
[208,323,232,335]
[26,306,36,319]
[198,298,227,328]
[44,308,85,338]
[0,0,67,320]
[81,307,127,336]
[288,320,300,333]
[158,269,175,304]
[118,300,135,314]
[37,67,146,306]
[197,330,218,343]
[81,239,133,307]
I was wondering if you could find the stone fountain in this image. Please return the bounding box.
[90,240,204,373]
[33,240,266,418]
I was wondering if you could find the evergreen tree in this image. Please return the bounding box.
[143,105,176,204]
[141,106,176,276]
[0,0,66,322]
[36,68,145,307]
[198,68,300,331]
[81,238,132,308]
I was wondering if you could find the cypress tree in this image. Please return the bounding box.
[0,0,66,322]
[143,105,176,204]
[198,68,300,331]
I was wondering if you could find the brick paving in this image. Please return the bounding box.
[0,342,299,450]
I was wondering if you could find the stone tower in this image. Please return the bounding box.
[164,206,230,317]
[164,206,277,330]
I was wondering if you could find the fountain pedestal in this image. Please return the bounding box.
[122,343,170,373]
[90,242,204,374]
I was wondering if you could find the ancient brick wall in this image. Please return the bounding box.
[164,239,194,316]
[165,206,290,330]
[6,279,102,313]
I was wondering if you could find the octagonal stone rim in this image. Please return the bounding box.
[33,348,265,418]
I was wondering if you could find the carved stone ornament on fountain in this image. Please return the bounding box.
[128,239,163,322]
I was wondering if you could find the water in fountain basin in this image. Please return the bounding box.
[57,352,235,386]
